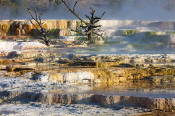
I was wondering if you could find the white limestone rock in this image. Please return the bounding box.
[63,71,94,83]
[32,72,49,83]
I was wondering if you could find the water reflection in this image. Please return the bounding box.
[90,79,175,98]
[68,35,175,55]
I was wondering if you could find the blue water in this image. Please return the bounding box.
[66,35,175,55]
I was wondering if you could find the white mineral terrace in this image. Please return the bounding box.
[0,41,47,52]
[2,0,175,115]
[0,20,175,116]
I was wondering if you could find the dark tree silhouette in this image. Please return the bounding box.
[27,8,50,46]
[56,0,105,44]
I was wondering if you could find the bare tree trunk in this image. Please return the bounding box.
[88,29,93,43]
[27,8,50,46]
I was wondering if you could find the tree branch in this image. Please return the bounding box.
[57,0,106,44]
[27,8,50,46]
[60,0,88,26]
[100,11,106,18]
[73,0,79,12]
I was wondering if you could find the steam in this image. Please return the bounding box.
[0,0,175,21]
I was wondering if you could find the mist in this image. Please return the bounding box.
[0,0,175,21]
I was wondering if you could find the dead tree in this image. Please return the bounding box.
[27,8,50,46]
[56,0,105,44]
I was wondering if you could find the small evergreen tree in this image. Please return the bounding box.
[56,0,105,44]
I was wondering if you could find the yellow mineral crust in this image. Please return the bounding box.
[48,73,64,83]
[40,67,175,85]
[0,20,78,36]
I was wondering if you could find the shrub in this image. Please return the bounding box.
[48,29,60,36]
[122,30,139,36]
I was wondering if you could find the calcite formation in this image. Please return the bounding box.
[2,53,175,85]
[31,71,94,84]
[0,20,77,38]
[0,89,175,113]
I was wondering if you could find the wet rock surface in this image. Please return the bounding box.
[0,76,175,114]
[0,103,151,116]
[0,43,175,115]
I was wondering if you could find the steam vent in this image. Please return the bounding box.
[1,0,175,116]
